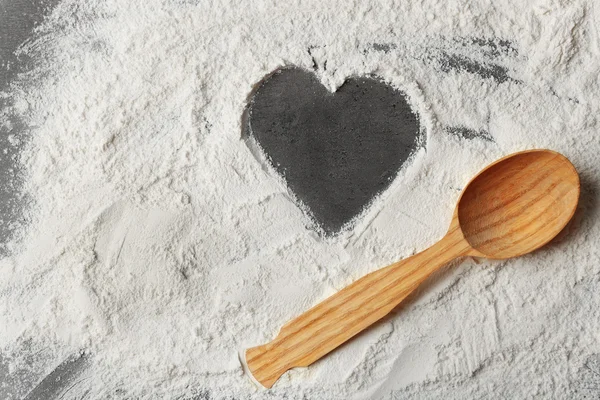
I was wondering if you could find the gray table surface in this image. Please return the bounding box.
[1,1,92,399]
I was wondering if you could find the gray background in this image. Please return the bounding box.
[1,1,91,399]
[0,0,59,251]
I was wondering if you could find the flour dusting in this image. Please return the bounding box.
[1,0,600,399]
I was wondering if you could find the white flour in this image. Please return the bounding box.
[1,0,600,399]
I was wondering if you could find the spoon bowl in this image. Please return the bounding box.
[457,150,580,259]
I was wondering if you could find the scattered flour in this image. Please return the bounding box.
[1,0,600,399]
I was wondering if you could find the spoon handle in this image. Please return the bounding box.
[245,228,470,388]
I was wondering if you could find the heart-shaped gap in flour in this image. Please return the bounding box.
[243,67,422,235]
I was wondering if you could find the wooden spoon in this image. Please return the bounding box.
[244,149,580,388]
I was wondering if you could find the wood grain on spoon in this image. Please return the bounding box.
[245,149,580,388]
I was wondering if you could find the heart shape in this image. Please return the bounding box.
[244,67,421,235]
